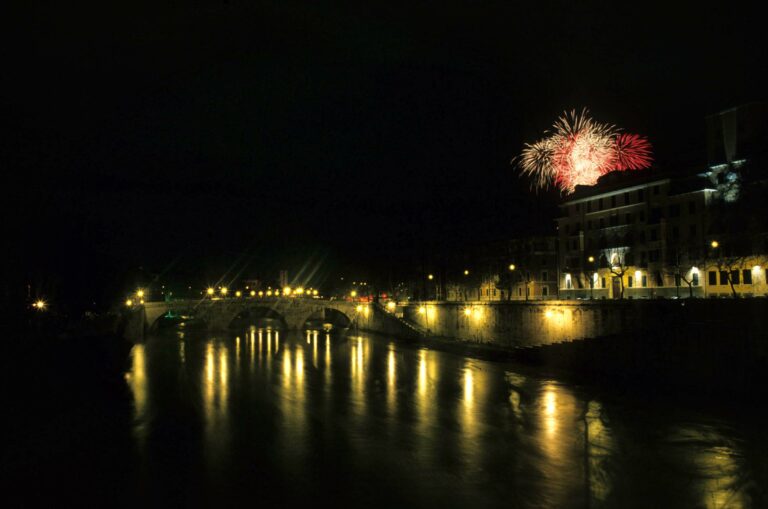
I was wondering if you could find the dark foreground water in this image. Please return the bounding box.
[9,328,768,507]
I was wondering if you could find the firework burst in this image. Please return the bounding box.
[516,109,653,193]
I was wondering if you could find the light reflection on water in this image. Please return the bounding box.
[126,329,765,508]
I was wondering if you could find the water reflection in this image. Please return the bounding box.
[124,329,766,508]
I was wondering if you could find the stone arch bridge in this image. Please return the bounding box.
[122,298,423,339]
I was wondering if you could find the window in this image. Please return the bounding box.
[709,271,717,285]
[650,228,658,241]
[542,286,549,296]
[628,276,633,287]
[649,250,660,262]
[638,189,644,201]
[598,198,604,210]
[626,213,633,224]
[575,221,581,231]
[588,220,593,229]
[611,196,617,208]
[565,224,570,235]
[688,201,696,214]
[743,269,752,284]
[640,211,646,222]
[493,288,497,296]
[575,203,580,212]
[541,271,548,282]
[671,226,679,240]
[486,288,490,296]
[566,278,572,289]
[689,224,697,237]
[599,218,605,228]
[518,287,523,296]
[642,275,648,287]
[609,215,618,227]
[653,185,660,195]
[624,192,630,204]
[720,271,729,285]
[601,277,606,288]
[692,272,699,286]
[669,204,680,217]
[587,201,592,212]
[731,270,740,285]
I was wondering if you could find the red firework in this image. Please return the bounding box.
[613,133,653,171]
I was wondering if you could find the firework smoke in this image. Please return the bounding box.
[517,109,653,193]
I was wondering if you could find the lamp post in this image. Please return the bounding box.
[588,256,595,299]
[508,264,516,301]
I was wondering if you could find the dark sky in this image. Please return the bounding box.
[9,1,767,308]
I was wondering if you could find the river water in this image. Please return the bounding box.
[11,327,767,507]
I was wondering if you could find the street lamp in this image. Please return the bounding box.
[588,256,596,299]
[711,240,719,249]
[220,287,228,296]
[235,290,242,298]
[206,287,215,297]
[428,274,434,280]
[136,289,145,299]
[33,299,46,311]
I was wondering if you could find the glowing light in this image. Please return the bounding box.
[509,264,516,271]
[350,290,357,298]
[428,274,434,280]
[140,299,145,305]
[33,299,46,310]
[136,289,145,298]
[711,240,719,249]
[258,290,264,297]
[356,305,363,312]
[588,256,595,263]
[472,307,483,320]
[753,265,762,272]
[266,290,273,297]
[125,299,133,306]
[312,289,318,296]
[207,287,215,296]
[250,290,256,297]
[691,267,700,275]
[235,290,242,297]
[296,287,304,295]
[386,301,396,311]
[545,309,554,318]
[464,269,469,275]
[634,270,642,282]
[517,109,653,193]
[220,287,228,296]
[463,308,471,316]
[418,306,426,314]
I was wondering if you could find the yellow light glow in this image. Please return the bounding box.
[350,290,357,297]
[136,289,145,298]
[428,274,434,280]
[220,287,228,295]
[250,290,256,297]
[258,290,264,297]
[356,305,363,312]
[313,289,318,296]
[711,240,719,248]
[140,299,145,305]
[545,309,554,318]
[207,287,215,295]
[588,256,594,263]
[472,308,483,320]
[296,287,304,295]
[34,299,46,310]
[274,289,280,296]
[125,299,133,306]
[464,269,469,275]
[283,287,291,295]
[386,301,396,311]
[753,265,762,272]
[267,290,273,296]
[691,267,699,275]
[235,290,242,297]
[509,264,516,271]
[418,306,426,314]
[634,270,642,282]
[463,308,471,316]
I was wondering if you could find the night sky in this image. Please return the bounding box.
[9,2,767,310]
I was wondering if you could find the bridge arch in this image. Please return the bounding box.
[300,307,352,330]
[227,306,288,330]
